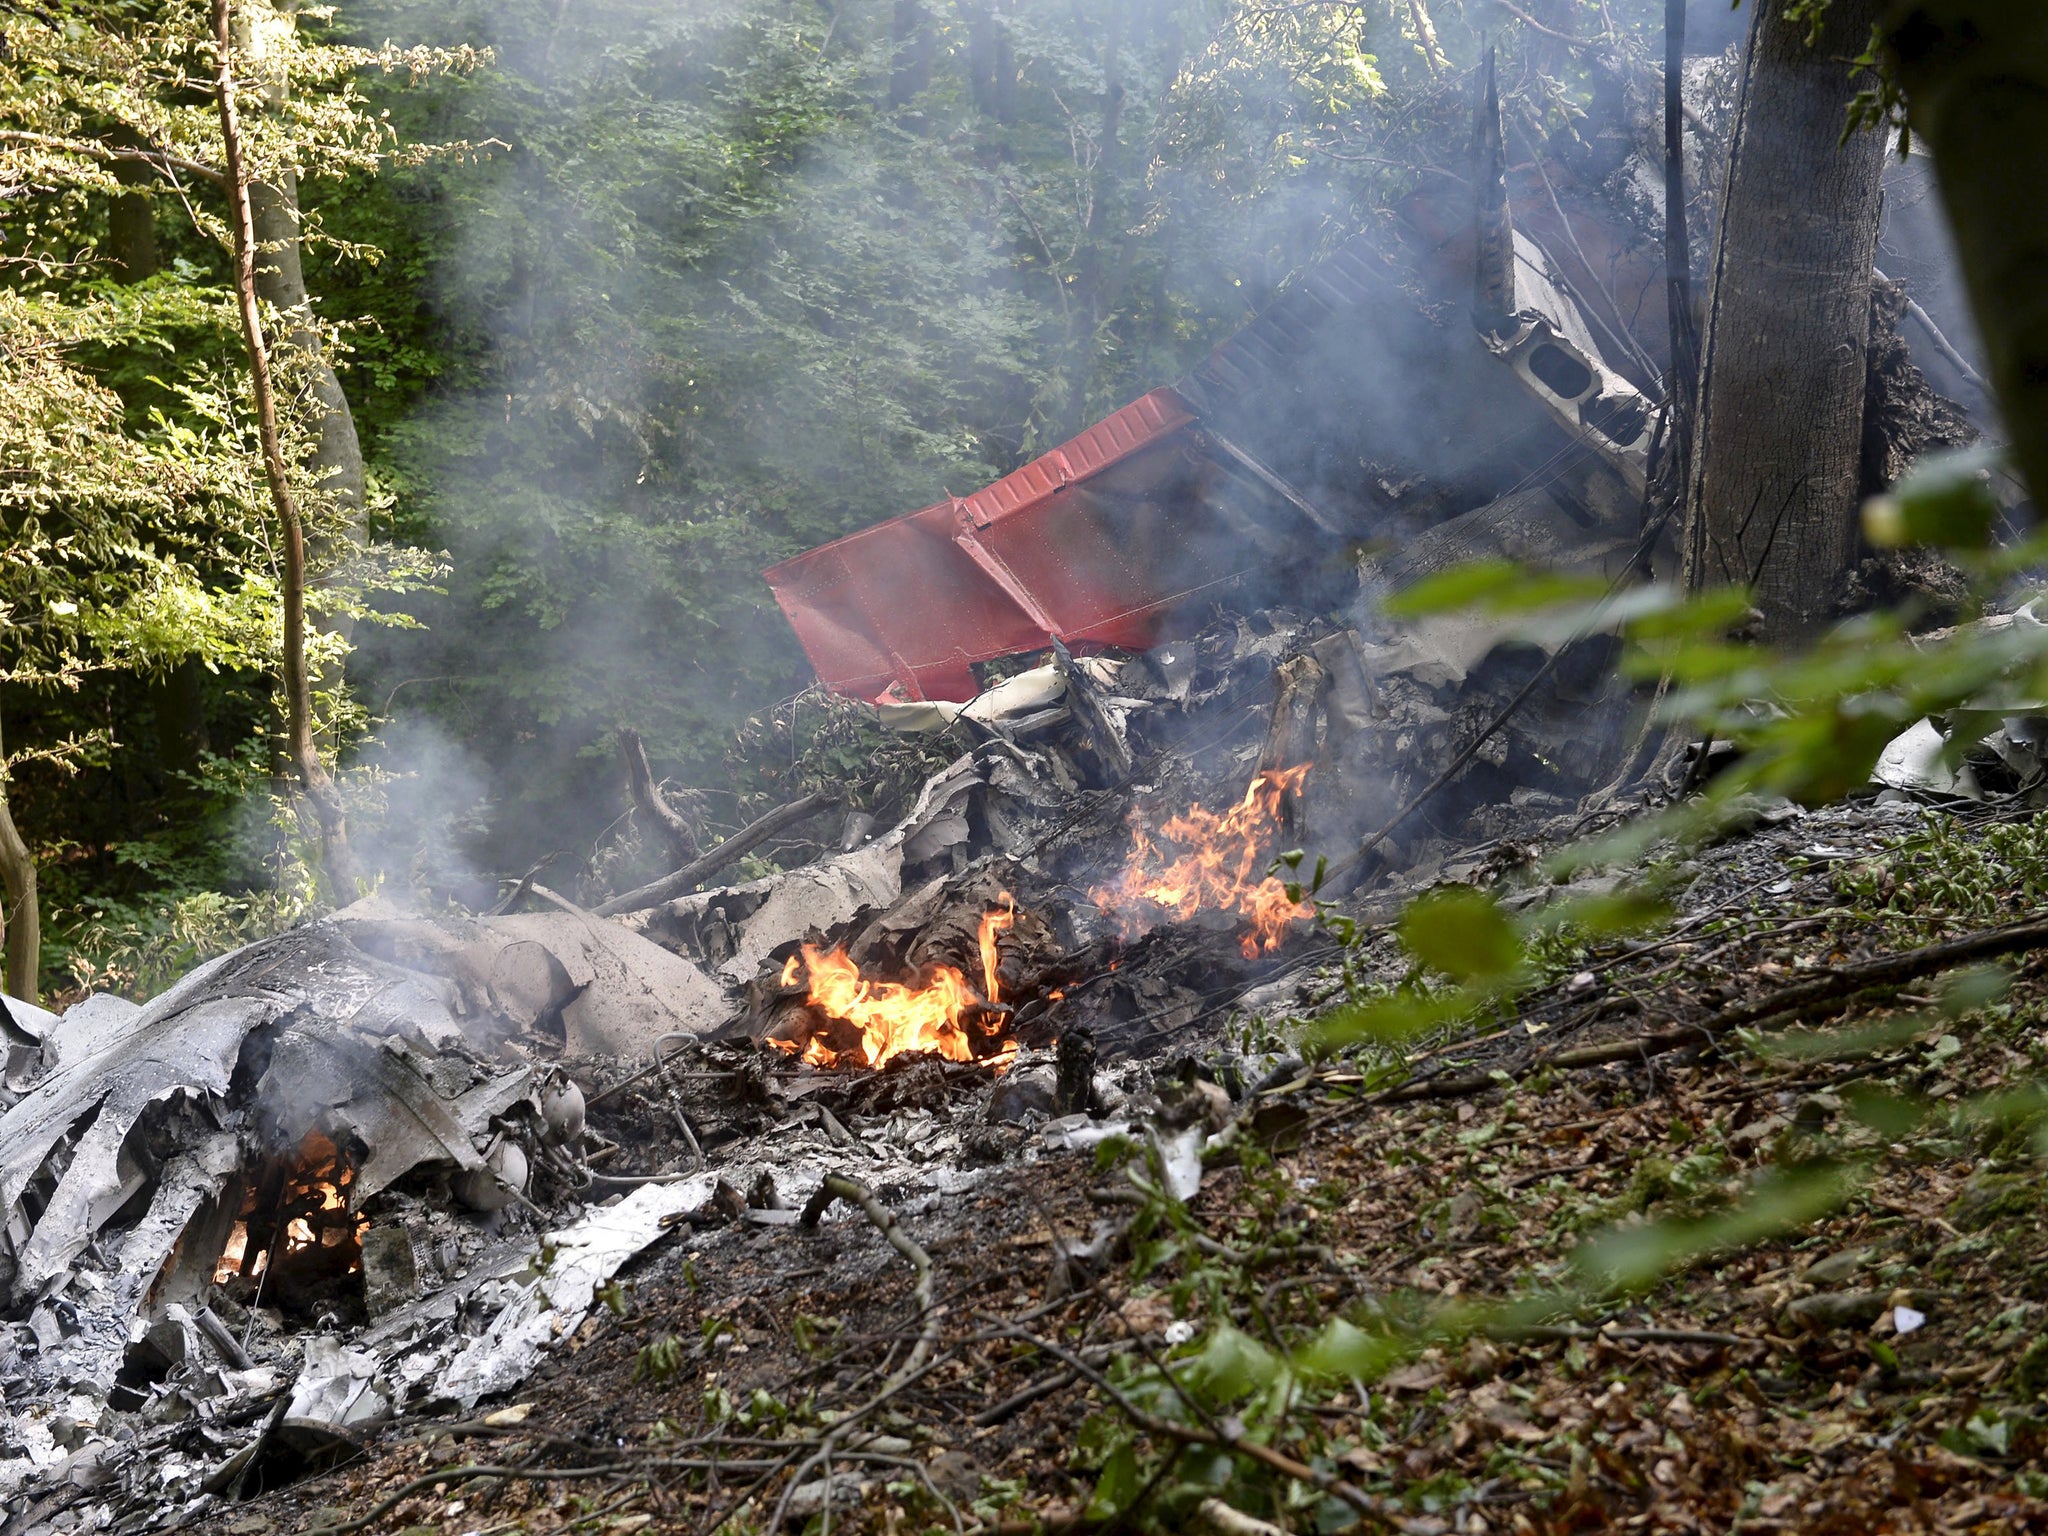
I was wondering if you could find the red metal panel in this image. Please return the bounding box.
[764,388,1229,702]
[956,390,1195,528]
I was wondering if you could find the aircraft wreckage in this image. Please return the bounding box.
[0,62,1996,1531]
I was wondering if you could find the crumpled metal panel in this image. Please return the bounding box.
[764,389,1213,702]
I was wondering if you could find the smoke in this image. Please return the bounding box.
[346,716,496,908]
[329,0,1989,889]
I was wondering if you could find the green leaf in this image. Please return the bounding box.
[1180,1323,1284,1406]
[1399,887,1522,982]
[1084,1443,1142,1519]
[1862,446,2005,549]
[1381,560,1525,619]
[1298,1318,1406,1383]
[1571,1164,1857,1294]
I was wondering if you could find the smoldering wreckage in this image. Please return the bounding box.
[0,64,2031,1536]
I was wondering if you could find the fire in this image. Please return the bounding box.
[773,900,1020,1070]
[1090,765,1317,958]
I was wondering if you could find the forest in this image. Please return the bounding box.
[5,0,2048,1532]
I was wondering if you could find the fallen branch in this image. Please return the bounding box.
[1328,498,1675,886]
[489,850,569,915]
[1382,912,2048,1103]
[594,789,841,916]
[618,727,699,865]
[802,1172,939,1383]
[1503,1323,1755,1348]
[971,1344,1116,1428]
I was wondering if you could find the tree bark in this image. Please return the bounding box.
[594,790,841,917]
[249,173,366,548]
[213,0,361,903]
[0,706,40,1004]
[1881,1,2048,509]
[1684,0,1888,636]
[235,1,367,561]
[103,131,218,778]
[1662,0,1700,481]
[104,128,159,281]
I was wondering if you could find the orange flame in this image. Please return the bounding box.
[1089,765,1316,959]
[981,892,1016,1000]
[773,902,1020,1069]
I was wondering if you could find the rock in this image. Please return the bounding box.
[783,1472,866,1521]
[1793,1093,1842,1132]
[986,1071,1056,1124]
[1190,1498,1288,1536]
[846,1433,912,1455]
[1949,1170,2037,1231]
[1785,1291,1891,1331]
[1798,1248,1869,1287]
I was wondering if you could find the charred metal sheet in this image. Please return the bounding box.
[1473,48,1516,331]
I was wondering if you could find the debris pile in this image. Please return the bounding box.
[0,57,1999,1531]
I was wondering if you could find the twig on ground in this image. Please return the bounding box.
[802,1173,939,1382]
[1372,912,2048,1106]
[1502,1323,1756,1348]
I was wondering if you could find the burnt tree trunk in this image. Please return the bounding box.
[1882,2,2048,509]
[1684,0,1888,636]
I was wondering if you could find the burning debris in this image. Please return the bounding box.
[1091,765,1318,959]
[769,900,1022,1069]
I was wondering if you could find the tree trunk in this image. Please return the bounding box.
[962,1,999,117]
[0,706,39,1004]
[887,0,936,113]
[1662,0,1700,481]
[213,0,361,904]
[1882,2,2048,509]
[249,173,366,549]
[1684,0,1888,636]
[234,0,367,562]
[1066,0,1124,429]
[103,135,218,777]
[105,128,159,281]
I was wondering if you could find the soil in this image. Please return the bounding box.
[190,795,2048,1536]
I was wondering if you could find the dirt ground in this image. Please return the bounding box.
[196,797,2048,1535]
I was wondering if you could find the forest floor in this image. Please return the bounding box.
[196,797,2048,1536]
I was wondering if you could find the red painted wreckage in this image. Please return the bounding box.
[764,200,1677,705]
[763,390,1210,704]
[760,233,1427,706]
